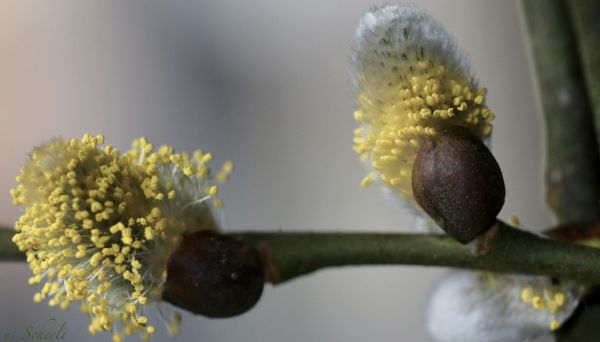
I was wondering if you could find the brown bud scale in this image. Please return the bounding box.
[163,230,264,317]
[412,126,505,244]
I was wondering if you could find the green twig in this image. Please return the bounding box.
[3,221,600,284]
[234,221,600,285]
[521,0,600,223]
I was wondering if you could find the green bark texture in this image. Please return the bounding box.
[234,222,600,285]
[522,0,600,223]
[5,222,600,285]
[522,0,600,339]
[568,0,600,146]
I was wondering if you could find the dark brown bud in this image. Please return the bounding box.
[162,230,264,318]
[412,126,505,244]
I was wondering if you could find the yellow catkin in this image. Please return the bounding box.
[353,26,494,201]
[11,134,232,340]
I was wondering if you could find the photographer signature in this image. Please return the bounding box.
[2,317,66,340]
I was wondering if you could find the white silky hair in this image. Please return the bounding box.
[377,182,441,233]
[351,3,472,94]
[426,271,583,342]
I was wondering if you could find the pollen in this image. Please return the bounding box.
[11,134,233,340]
[166,312,182,335]
[353,62,493,200]
[520,287,534,303]
[360,174,375,188]
[519,283,570,331]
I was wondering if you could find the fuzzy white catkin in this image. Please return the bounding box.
[426,271,583,342]
[351,4,489,233]
[351,4,471,92]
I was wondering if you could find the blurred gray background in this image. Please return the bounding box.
[0,1,551,341]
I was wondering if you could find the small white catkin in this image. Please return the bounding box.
[426,271,584,342]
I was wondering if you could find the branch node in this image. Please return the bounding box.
[475,221,501,255]
[257,244,280,284]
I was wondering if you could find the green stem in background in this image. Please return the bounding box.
[0,226,21,261]
[567,0,600,146]
[523,1,600,339]
[521,0,600,223]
